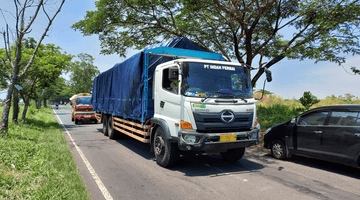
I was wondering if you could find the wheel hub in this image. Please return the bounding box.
[154,136,165,156]
[273,143,283,157]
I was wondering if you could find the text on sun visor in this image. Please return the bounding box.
[204,64,235,71]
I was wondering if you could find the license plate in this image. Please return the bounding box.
[220,134,236,142]
[84,115,91,118]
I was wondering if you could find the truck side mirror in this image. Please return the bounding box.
[264,67,272,82]
[168,67,178,80]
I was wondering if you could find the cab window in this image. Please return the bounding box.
[162,67,179,94]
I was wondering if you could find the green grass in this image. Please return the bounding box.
[0,104,90,200]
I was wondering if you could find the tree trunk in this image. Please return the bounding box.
[251,54,285,87]
[43,98,47,107]
[36,99,41,109]
[12,88,20,123]
[0,82,15,133]
[22,98,30,121]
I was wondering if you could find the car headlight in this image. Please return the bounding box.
[265,127,272,134]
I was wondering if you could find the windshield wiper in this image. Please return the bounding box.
[201,91,248,103]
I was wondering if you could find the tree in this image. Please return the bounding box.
[69,53,100,94]
[299,91,320,110]
[0,0,66,132]
[72,0,360,87]
[17,40,73,120]
[44,77,73,104]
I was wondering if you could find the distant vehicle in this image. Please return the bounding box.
[264,104,360,168]
[70,93,96,124]
[55,103,59,109]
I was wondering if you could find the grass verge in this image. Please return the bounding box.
[0,104,90,200]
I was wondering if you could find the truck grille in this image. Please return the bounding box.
[193,112,253,133]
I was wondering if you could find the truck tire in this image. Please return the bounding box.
[75,119,79,125]
[220,147,245,162]
[103,115,109,136]
[107,115,117,139]
[153,127,179,168]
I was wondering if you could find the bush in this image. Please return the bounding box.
[257,104,304,131]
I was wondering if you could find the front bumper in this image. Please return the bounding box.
[177,129,259,152]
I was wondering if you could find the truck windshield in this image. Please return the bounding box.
[76,97,91,106]
[181,62,253,98]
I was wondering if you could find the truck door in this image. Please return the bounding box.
[154,65,182,132]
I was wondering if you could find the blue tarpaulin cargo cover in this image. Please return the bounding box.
[92,37,225,122]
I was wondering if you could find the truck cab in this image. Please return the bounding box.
[151,58,260,166]
[70,93,96,124]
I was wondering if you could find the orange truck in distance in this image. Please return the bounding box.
[70,93,96,124]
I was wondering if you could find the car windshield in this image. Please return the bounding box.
[76,97,91,106]
[181,62,253,98]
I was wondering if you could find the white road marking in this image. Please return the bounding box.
[53,108,113,200]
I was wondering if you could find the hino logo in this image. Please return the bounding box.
[220,110,235,123]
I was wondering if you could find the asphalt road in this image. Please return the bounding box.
[53,105,360,200]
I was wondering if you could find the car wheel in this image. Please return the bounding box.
[153,127,179,168]
[107,115,117,140]
[220,147,245,161]
[271,140,287,160]
[103,115,108,136]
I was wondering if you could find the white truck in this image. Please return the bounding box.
[92,38,261,167]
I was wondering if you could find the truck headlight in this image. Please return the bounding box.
[248,131,258,139]
[183,135,196,143]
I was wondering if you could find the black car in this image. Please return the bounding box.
[264,104,360,168]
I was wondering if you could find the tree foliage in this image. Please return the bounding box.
[44,77,73,104]
[351,66,360,75]
[72,0,360,86]
[69,53,100,94]
[299,91,320,110]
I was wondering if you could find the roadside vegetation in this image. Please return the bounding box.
[0,103,90,200]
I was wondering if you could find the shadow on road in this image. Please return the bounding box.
[262,152,360,179]
[98,130,266,176]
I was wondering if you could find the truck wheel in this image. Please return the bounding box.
[75,119,78,125]
[103,115,109,136]
[271,140,287,160]
[153,127,179,168]
[72,116,74,122]
[220,147,245,162]
[107,115,117,139]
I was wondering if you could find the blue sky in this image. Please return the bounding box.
[1,0,359,100]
